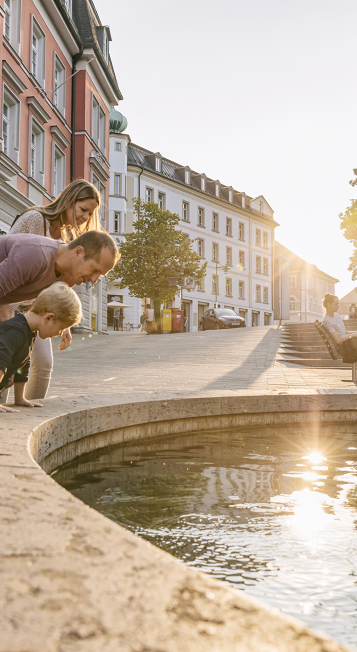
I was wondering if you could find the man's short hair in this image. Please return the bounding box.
[68,231,120,263]
[31,282,82,327]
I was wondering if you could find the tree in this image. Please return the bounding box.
[340,169,357,281]
[109,199,207,327]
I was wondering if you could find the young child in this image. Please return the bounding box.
[0,282,82,413]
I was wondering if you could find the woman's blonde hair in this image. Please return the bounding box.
[18,179,101,241]
[322,293,339,312]
[31,282,82,327]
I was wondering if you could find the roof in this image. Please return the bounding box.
[275,241,339,283]
[128,142,277,222]
[54,0,122,101]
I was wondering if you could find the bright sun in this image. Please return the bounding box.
[306,452,325,464]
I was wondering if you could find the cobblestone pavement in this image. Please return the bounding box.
[45,325,357,399]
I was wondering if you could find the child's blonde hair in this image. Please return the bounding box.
[31,283,82,327]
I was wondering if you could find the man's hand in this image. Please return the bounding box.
[58,328,72,351]
[15,397,43,408]
[0,405,18,413]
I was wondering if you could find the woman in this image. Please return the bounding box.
[323,293,357,360]
[5,179,101,401]
[348,303,356,319]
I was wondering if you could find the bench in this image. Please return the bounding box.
[313,320,357,382]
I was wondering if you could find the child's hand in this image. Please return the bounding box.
[58,328,72,351]
[15,398,43,408]
[0,404,18,413]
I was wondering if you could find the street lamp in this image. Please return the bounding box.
[214,262,232,308]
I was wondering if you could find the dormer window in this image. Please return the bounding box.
[215,183,220,197]
[259,200,263,214]
[242,196,246,208]
[64,0,72,17]
[229,189,233,203]
[185,169,190,184]
[201,178,206,191]
[96,26,112,64]
[155,157,162,172]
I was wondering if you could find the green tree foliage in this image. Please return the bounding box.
[340,169,357,281]
[109,199,207,321]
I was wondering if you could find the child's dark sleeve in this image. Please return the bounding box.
[0,327,30,383]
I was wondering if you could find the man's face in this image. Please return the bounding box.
[66,246,115,286]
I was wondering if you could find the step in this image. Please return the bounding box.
[281,349,337,360]
[280,344,328,352]
[278,357,349,368]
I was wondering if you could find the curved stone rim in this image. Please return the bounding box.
[1,390,355,651]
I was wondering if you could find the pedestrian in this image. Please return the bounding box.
[323,293,357,361]
[0,231,119,405]
[348,304,356,319]
[118,308,124,331]
[140,307,148,332]
[113,307,119,331]
[0,283,82,413]
[145,304,154,333]
[5,179,102,400]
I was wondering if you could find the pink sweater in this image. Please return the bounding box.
[0,233,60,305]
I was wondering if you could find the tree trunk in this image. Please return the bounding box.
[153,298,162,333]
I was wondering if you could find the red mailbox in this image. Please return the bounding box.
[172,308,184,332]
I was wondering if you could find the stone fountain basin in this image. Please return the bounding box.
[1,389,356,652]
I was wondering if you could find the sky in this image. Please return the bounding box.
[100,0,357,298]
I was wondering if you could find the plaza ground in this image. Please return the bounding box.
[48,324,357,398]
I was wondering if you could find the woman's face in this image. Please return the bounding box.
[65,198,98,228]
[332,298,339,311]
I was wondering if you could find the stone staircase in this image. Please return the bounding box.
[278,320,357,368]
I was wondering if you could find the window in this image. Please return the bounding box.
[4,0,11,39]
[212,212,219,231]
[259,200,263,214]
[320,280,323,291]
[185,169,190,184]
[226,277,232,296]
[226,246,232,266]
[32,18,46,87]
[182,202,189,221]
[239,280,244,299]
[2,86,20,164]
[263,258,268,275]
[198,207,205,227]
[29,117,45,186]
[290,276,296,288]
[93,175,106,226]
[263,287,268,304]
[290,296,296,311]
[256,285,261,302]
[229,189,233,203]
[158,192,165,209]
[325,282,328,292]
[155,157,161,172]
[239,222,245,240]
[114,174,121,196]
[242,196,245,208]
[201,178,206,191]
[212,242,219,262]
[315,278,319,290]
[54,55,65,116]
[215,183,220,197]
[226,217,232,236]
[64,0,72,16]
[196,277,204,291]
[329,284,333,293]
[256,229,261,246]
[92,95,106,153]
[145,187,153,202]
[239,250,245,269]
[263,231,268,248]
[309,296,313,312]
[113,212,125,234]
[256,256,261,274]
[212,275,219,295]
[115,141,121,151]
[52,145,65,196]
[197,238,204,258]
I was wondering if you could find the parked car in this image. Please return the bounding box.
[199,308,246,330]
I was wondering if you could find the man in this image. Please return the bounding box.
[0,231,119,321]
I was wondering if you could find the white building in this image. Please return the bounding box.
[108,111,279,330]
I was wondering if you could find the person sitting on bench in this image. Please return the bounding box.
[322,293,357,360]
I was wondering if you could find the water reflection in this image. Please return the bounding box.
[54,423,357,648]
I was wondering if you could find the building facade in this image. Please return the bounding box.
[275,242,339,323]
[0,0,122,332]
[108,127,279,331]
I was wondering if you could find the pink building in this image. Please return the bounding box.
[0,0,122,330]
